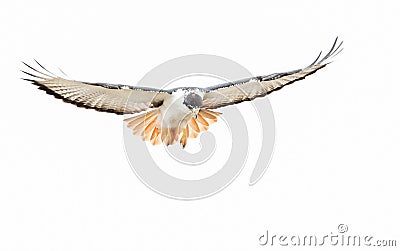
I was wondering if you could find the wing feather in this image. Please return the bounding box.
[201,37,343,109]
[22,62,171,115]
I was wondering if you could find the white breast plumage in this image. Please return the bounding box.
[158,89,192,129]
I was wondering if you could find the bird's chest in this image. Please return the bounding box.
[158,93,192,128]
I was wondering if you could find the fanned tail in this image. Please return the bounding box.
[180,109,221,148]
[124,110,162,145]
[125,109,222,148]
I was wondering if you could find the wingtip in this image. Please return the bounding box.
[21,60,58,79]
[314,36,344,66]
[20,77,36,83]
[57,67,69,78]
[33,58,40,65]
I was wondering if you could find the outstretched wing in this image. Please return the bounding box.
[22,61,172,115]
[201,37,343,109]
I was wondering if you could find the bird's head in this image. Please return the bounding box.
[183,92,203,118]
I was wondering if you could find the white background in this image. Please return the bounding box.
[1,0,399,250]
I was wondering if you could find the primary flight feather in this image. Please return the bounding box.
[22,37,343,148]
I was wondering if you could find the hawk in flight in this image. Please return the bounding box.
[22,38,343,148]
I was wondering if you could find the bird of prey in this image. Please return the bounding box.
[22,38,343,148]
